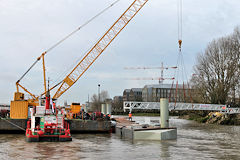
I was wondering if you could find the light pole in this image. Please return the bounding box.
[98,84,100,111]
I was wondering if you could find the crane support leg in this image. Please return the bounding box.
[42,53,47,95]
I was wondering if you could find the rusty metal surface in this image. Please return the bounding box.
[0,119,27,131]
[67,119,111,132]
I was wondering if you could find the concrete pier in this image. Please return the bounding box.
[115,99,177,141]
[116,126,177,140]
[101,104,107,115]
[160,98,169,128]
[134,128,177,140]
[106,103,112,115]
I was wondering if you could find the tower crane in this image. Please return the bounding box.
[128,77,175,83]
[11,0,149,117]
[125,62,177,84]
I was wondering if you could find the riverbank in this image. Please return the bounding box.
[177,110,240,125]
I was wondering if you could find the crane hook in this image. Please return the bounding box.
[178,39,182,52]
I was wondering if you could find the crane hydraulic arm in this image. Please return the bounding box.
[53,0,149,99]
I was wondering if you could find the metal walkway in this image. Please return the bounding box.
[123,101,240,114]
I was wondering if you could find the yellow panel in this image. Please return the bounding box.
[64,77,74,86]
[10,101,28,119]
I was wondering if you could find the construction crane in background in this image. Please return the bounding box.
[12,0,149,113]
[125,62,177,84]
[128,77,175,84]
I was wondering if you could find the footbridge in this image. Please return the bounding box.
[123,101,240,114]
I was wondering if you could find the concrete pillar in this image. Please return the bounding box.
[106,103,112,115]
[160,98,169,128]
[101,103,106,115]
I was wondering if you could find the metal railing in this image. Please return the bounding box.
[123,101,240,114]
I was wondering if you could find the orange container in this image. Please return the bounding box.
[10,101,28,119]
[70,103,81,114]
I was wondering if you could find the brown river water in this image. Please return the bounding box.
[0,116,240,160]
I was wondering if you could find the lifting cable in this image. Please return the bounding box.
[17,0,121,83]
[51,0,125,86]
[170,0,192,104]
[178,0,182,51]
[172,0,193,104]
[45,0,121,54]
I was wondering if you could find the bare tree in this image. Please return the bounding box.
[191,27,240,105]
[112,99,123,113]
[90,90,110,111]
[100,90,109,102]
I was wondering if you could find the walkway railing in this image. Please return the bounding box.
[123,101,240,114]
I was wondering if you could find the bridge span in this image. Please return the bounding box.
[123,101,240,114]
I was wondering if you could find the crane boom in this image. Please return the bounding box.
[53,0,149,99]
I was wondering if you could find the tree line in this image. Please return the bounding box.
[191,27,240,107]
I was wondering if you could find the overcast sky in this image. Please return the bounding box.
[0,0,239,105]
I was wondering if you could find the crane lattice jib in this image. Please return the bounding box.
[53,0,149,99]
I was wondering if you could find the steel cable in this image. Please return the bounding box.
[17,0,121,83]
[0,117,26,131]
[45,0,121,54]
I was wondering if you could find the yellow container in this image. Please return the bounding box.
[14,92,24,101]
[10,101,28,119]
[70,103,81,114]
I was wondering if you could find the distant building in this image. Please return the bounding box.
[123,89,131,101]
[123,88,143,102]
[142,84,192,103]
[113,96,123,103]
[129,88,142,101]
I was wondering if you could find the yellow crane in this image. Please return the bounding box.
[11,0,149,119]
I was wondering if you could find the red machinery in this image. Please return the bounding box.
[25,92,72,142]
